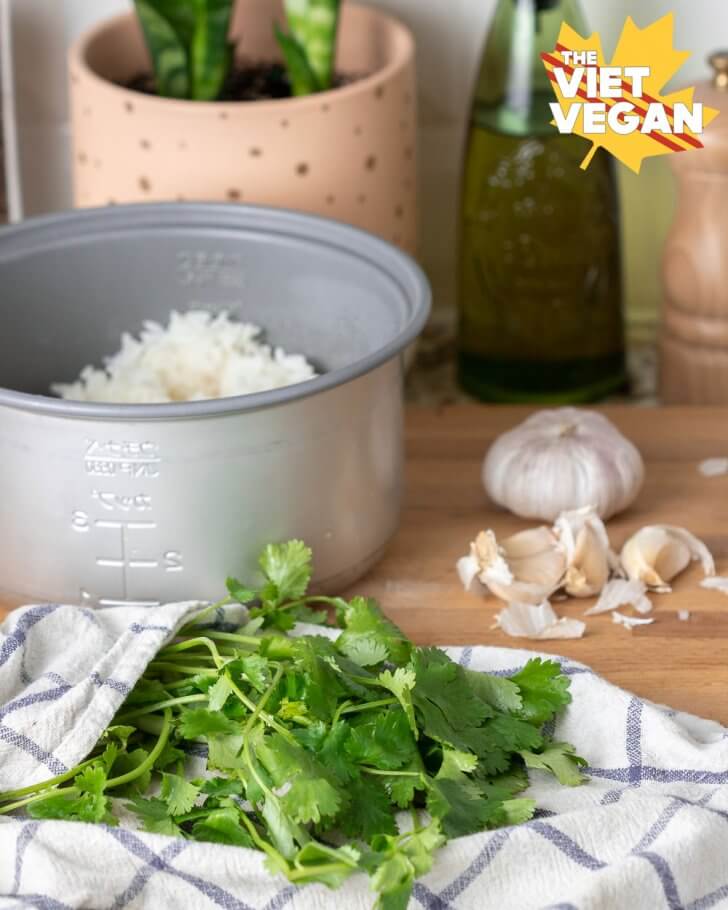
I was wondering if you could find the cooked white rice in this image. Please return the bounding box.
[52,309,317,404]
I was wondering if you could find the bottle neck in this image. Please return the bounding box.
[472,0,587,137]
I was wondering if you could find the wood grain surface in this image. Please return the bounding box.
[2,405,727,722]
[344,406,728,724]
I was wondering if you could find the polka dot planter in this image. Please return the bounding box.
[68,0,418,255]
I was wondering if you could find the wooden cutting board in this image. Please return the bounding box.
[346,406,728,724]
[2,405,727,722]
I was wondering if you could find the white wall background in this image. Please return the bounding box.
[3,0,725,329]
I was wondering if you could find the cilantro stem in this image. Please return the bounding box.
[279,596,342,613]
[105,709,172,790]
[227,675,296,744]
[198,630,262,647]
[148,662,218,675]
[243,667,284,735]
[0,787,80,816]
[180,596,233,632]
[238,811,290,874]
[288,862,356,883]
[160,637,225,668]
[361,768,422,778]
[116,694,207,722]
[0,756,97,803]
[339,698,397,716]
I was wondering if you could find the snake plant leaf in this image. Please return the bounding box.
[303,0,341,90]
[190,0,235,101]
[280,0,341,94]
[274,24,321,97]
[134,0,193,99]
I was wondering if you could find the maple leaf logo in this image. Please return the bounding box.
[542,14,720,173]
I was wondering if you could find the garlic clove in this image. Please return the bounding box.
[584,578,652,616]
[457,527,566,605]
[620,525,715,590]
[554,506,611,597]
[495,600,586,640]
[456,553,485,594]
[612,611,655,630]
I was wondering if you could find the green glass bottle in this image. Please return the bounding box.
[458,0,626,403]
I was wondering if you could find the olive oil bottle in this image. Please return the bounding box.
[458,0,626,402]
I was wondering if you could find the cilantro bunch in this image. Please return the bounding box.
[0,542,586,910]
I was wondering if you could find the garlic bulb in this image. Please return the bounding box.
[457,527,565,605]
[483,408,644,521]
[620,525,715,591]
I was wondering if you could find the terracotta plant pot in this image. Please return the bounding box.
[68,0,417,254]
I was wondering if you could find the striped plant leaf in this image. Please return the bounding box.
[134,0,233,101]
[134,0,191,99]
[274,24,321,97]
[279,0,341,94]
[190,0,235,101]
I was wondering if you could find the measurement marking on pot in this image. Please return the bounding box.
[77,441,184,603]
[80,589,161,609]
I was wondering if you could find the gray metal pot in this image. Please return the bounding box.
[0,204,430,608]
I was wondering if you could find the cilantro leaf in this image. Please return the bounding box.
[465,669,523,714]
[199,777,245,799]
[154,743,186,772]
[289,639,344,721]
[410,648,492,752]
[226,577,257,604]
[178,708,239,739]
[296,720,359,784]
[110,747,152,795]
[126,795,181,837]
[520,741,588,786]
[256,733,345,824]
[339,777,397,840]
[510,659,572,726]
[124,678,169,706]
[362,822,445,910]
[382,767,423,809]
[378,669,417,737]
[259,540,313,606]
[337,597,411,666]
[102,725,136,748]
[161,773,200,815]
[345,709,416,771]
[426,749,495,838]
[207,733,246,771]
[498,798,536,826]
[291,842,360,889]
[191,808,254,848]
[238,655,272,693]
[339,635,389,668]
[207,675,234,712]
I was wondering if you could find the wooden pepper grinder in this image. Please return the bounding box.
[661,52,728,403]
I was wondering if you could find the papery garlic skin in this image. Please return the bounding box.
[584,578,652,616]
[495,600,586,640]
[620,525,715,591]
[457,527,565,605]
[553,506,611,597]
[483,408,644,522]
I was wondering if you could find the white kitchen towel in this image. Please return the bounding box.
[0,601,727,909]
